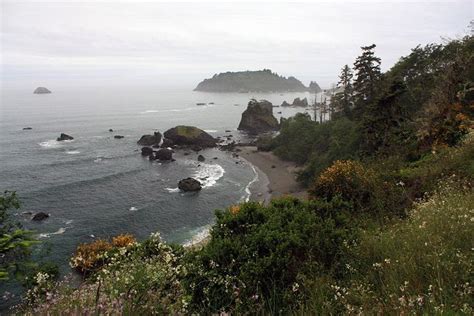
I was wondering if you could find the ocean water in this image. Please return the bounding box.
[0,85,315,306]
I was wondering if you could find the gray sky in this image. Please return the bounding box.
[1,0,472,89]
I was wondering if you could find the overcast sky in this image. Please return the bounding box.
[1,0,472,89]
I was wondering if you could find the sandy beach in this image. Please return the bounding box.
[239,146,307,201]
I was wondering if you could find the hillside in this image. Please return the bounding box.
[194,69,309,92]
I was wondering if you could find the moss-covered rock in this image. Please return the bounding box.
[163,126,217,148]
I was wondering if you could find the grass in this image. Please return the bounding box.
[299,183,474,314]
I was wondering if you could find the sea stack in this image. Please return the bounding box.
[33,87,52,94]
[238,99,279,134]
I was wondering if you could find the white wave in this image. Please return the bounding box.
[94,158,102,163]
[39,139,73,148]
[183,225,211,247]
[142,110,159,113]
[66,150,80,155]
[166,187,180,193]
[193,163,225,188]
[129,206,138,211]
[243,163,259,202]
[204,129,218,133]
[38,227,66,239]
[65,220,73,225]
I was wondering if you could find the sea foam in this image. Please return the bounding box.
[193,163,225,188]
[38,227,66,239]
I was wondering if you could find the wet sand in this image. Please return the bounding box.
[239,146,307,200]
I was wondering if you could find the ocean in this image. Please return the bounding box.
[0,85,315,307]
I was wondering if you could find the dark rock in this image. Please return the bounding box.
[33,87,51,94]
[137,132,162,146]
[225,130,232,133]
[22,127,33,130]
[238,99,279,134]
[155,148,173,161]
[271,165,276,168]
[183,152,190,156]
[141,147,154,156]
[178,178,202,192]
[109,129,113,132]
[281,101,291,107]
[32,212,49,221]
[292,97,308,107]
[149,153,156,161]
[114,135,124,139]
[163,126,217,148]
[277,111,282,114]
[197,154,205,162]
[208,102,215,104]
[57,133,74,141]
[161,138,174,148]
[196,102,206,106]
[213,157,218,160]
[191,145,202,152]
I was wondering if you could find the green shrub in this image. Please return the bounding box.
[183,197,356,314]
[309,160,409,218]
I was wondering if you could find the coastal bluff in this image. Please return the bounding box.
[194,69,308,93]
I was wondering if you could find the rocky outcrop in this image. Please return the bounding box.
[308,81,322,93]
[237,99,279,134]
[178,178,202,192]
[281,101,291,107]
[155,148,173,161]
[137,132,162,146]
[161,138,174,148]
[32,212,49,221]
[57,133,74,141]
[292,97,308,107]
[163,126,217,148]
[33,87,51,94]
[141,147,154,156]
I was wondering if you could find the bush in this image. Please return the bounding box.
[21,233,187,314]
[183,197,356,314]
[70,234,136,274]
[309,160,409,217]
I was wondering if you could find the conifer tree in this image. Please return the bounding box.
[353,44,381,115]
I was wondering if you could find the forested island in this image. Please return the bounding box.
[194,69,312,92]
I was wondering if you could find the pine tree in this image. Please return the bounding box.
[353,44,382,115]
[333,65,354,117]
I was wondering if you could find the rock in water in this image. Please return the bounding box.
[292,97,308,107]
[32,212,49,221]
[23,127,33,130]
[33,87,51,94]
[155,148,173,161]
[163,126,217,148]
[114,135,124,139]
[137,132,162,146]
[178,178,202,192]
[141,147,154,156]
[57,133,74,141]
[197,154,205,162]
[281,101,291,107]
[161,138,174,148]
[237,99,279,134]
